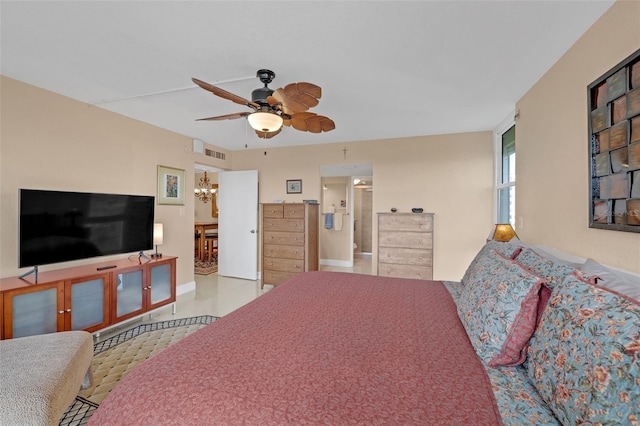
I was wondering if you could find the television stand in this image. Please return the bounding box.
[18,265,38,283]
[1,256,177,340]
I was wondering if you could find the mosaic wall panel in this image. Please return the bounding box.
[589,49,640,233]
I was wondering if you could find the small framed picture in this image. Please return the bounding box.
[286,179,302,194]
[157,165,185,205]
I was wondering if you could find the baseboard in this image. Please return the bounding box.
[354,252,372,260]
[177,280,196,295]
[320,259,353,268]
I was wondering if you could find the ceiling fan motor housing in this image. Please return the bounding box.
[252,69,276,105]
[252,86,274,105]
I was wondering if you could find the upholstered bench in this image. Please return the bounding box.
[0,331,93,425]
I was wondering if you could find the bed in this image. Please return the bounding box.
[89,271,503,425]
[88,241,640,425]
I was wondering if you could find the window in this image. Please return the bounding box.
[496,124,516,226]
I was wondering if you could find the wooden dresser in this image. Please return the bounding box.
[261,203,319,288]
[377,212,434,280]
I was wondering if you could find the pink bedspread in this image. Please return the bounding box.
[89,272,502,425]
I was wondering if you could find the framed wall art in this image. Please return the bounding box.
[157,165,185,205]
[286,179,302,194]
[588,48,640,233]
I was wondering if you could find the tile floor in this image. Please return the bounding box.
[145,258,373,324]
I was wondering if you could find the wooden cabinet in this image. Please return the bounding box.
[261,203,319,288]
[0,256,176,339]
[112,258,175,323]
[377,213,434,280]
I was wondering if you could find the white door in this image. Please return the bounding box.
[217,170,259,280]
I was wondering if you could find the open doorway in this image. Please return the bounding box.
[194,164,222,275]
[319,162,373,273]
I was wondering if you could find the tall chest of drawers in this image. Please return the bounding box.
[261,203,319,288]
[377,212,434,280]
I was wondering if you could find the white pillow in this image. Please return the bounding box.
[580,258,640,301]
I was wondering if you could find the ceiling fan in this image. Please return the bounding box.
[192,69,335,139]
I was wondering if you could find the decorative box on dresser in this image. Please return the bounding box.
[261,203,319,289]
[377,212,434,280]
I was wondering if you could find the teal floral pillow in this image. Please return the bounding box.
[461,240,521,285]
[514,248,594,289]
[526,272,640,424]
[457,251,547,367]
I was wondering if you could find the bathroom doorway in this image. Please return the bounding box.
[319,162,373,270]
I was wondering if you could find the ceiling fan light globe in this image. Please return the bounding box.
[247,111,283,133]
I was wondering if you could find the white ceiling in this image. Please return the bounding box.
[1,1,614,151]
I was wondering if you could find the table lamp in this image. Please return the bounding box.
[488,223,518,242]
[151,223,163,258]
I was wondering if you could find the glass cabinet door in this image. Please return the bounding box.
[115,268,144,320]
[68,276,109,331]
[8,283,63,338]
[149,262,174,308]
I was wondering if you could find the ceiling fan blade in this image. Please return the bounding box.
[289,112,335,133]
[192,77,259,110]
[255,127,282,139]
[271,82,321,114]
[196,112,250,121]
[266,95,282,108]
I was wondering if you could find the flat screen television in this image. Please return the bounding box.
[19,189,155,268]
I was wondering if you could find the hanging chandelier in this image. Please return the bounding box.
[194,171,217,203]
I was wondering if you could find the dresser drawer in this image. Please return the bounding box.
[263,204,284,218]
[378,231,432,249]
[263,231,305,246]
[263,244,304,260]
[379,214,433,232]
[263,218,304,232]
[263,257,304,273]
[263,270,298,286]
[379,247,432,266]
[283,204,305,218]
[378,263,433,280]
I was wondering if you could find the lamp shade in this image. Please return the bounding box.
[153,223,164,245]
[247,111,283,132]
[488,223,518,242]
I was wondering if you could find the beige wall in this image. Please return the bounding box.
[515,0,640,273]
[0,76,232,285]
[232,132,495,280]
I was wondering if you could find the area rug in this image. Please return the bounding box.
[59,315,218,425]
[195,257,218,275]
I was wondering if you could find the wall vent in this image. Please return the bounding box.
[205,148,226,160]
